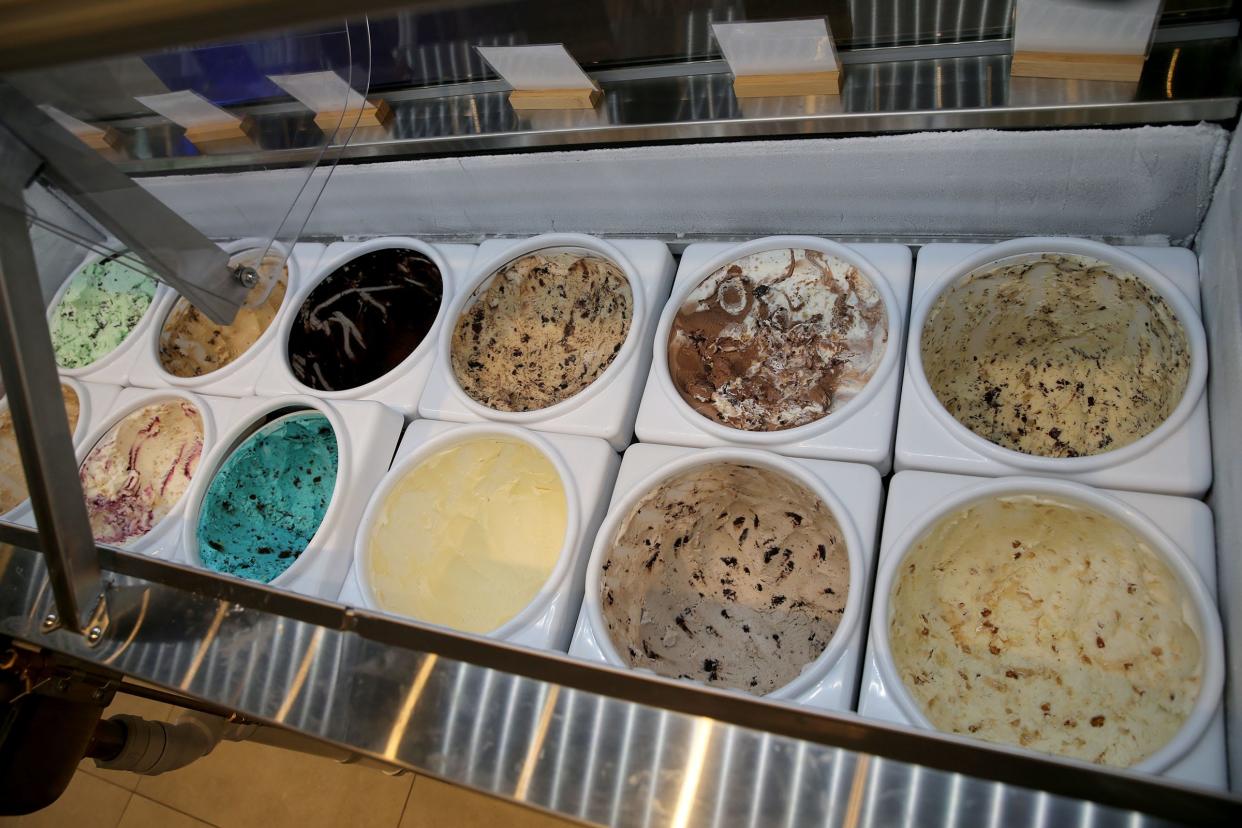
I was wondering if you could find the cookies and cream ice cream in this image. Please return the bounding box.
[196,411,338,584]
[79,399,203,544]
[450,250,633,412]
[366,436,568,634]
[668,248,888,432]
[0,385,80,513]
[921,253,1191,458]
[889,494,1203,767]
[51,254,157,369]
[287,248,442,392]
[159,250,288,377]
[601,462,850,695]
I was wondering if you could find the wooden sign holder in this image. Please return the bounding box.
[509,84,602,111]
[313,98,394,132]
[75,127,125,153]
[733,70,841,98]
[1010,51,1146,83]
[183,115,258,149]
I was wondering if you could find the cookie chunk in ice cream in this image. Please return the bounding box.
[889,493,1203,767]
[600,462,850,695]
[920,253,1191,458]
[450,250,633,412]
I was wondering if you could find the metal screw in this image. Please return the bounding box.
[56,678,70,693]
[41,612,57,631]
[234,265,259,289]
[91,688,105,702]
[86,626,103,644]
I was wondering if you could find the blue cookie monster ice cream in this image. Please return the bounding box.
[196,410,338,583]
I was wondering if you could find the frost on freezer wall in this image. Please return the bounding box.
[1194,127,1242,792]
[137,124,1228,245]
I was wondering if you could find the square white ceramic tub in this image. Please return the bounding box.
[0,378,122,523]
[418,236,676,451]
[858,469,1227,790]
[338,418,620,652]
[255,240,477,417]
[895,244,1212,496]
[50,248,172,387]
[126,242,327,397]
[633,241,912,472]
[11,386,242,561]
[568,442,882,715]
[177,394,403,601]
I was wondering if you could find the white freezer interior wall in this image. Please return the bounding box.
[1194,129,1242,789]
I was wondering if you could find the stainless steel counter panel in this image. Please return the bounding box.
[0,538,1235,826]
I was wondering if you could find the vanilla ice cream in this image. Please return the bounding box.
[889,494,1203,767]
[366,435,568,634]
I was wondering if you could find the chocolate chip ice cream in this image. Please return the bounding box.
[600,462,850,695]
[668,248,888,432]
[920,253,1191,458]
[450,250,633,412]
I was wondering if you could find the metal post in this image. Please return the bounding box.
[0,130,101,633]
[0,81,249,325]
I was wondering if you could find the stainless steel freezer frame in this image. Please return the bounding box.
[2,2,1242,826]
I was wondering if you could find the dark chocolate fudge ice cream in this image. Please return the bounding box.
[288,247,442,391]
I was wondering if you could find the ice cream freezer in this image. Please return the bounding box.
[2,1,1242,826]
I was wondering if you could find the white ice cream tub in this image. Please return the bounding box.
[352,422,582,641]
[650,235,901,447]
[904,236,1209,474]
[145,238,300,389]
[434,233,647,422]
[580,446,866,700]
[271,237,454,401]
[48,250,164,379]
[180,395,351,590]
[74,388,219,554]
[868,475,1225,774]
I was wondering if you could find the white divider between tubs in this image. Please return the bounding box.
[895,243,1212,496]
[126,241,325,397]
[858,469,1227,789]
[418,235,676,451]
[254,239,477,417]
[178,394,403,600]
[339,418,620,653]
[567,442,881,715]
[0,378,122,524]
[633,240,911,471]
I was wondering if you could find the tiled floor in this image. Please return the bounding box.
[0,694,586,828]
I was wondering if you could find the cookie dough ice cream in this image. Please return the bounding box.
[889,494,1203,767]
[366,436,568,634]
[668,248,888,432]
[287,248,442,392]
[451,250,633,412]
[50,254,157,369]
[197,411,338,583]
[159,250,288,377]
[0,385,80,513]
[601,462,850,695]
[79,399,203,544]
[921,253,1191,458]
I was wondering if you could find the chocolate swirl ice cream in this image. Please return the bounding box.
[668,248,888,432]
